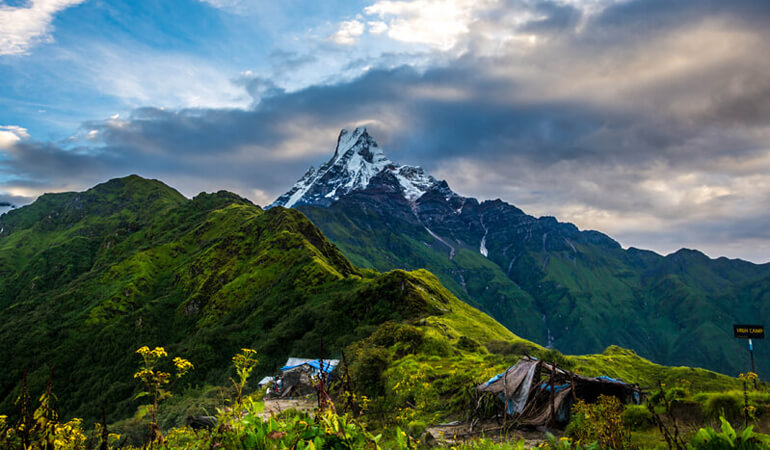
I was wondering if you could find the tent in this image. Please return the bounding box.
[257,376,275,387]
[276,358,340,398]
[476,357,642,427]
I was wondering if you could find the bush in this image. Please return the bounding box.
[420,335,454,357]
[368,322,424,355]
[457,336,481,352]
[536,349,574,370]
[622,404,653,431]
[484,340,512,355]
[349,346,390,397]
[407,419,427,436]
[703,393,742,422]
[566,395,630,449]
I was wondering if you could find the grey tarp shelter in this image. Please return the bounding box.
[476,357,642,427]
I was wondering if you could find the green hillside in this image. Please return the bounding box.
[0,176,743,429]
[298,200,770,379]
[0,176,481,421]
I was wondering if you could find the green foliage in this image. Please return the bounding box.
[349,346,390,398]
[536,349,574,370]
[692,417,770,449]
[449,438,527,449]
[0,176,485,422]
[701,393,744,422]
[569,346,741,394]
[693,390,770,425]
[484,340,537,356]
[366,322,425,357]
[299,204,546,341]
[0,374,120,449]
[133,346,193,443]
[212,401,382,449]
[543,433,599,450]
[621,405,654,431]
[456,336,481,352]
[566,395,631,449]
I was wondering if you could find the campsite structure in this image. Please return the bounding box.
[476,357,642,427]
[269,357,339,398]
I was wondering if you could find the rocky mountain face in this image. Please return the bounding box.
[276,129,770,378]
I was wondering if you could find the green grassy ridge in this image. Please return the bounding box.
[569,346,742,392]
[344,309,741,426]
[0,177,465,422]
[298,200,770,379]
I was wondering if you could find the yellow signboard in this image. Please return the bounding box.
[734,324,765,339]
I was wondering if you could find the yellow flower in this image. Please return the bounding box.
[133,369,154,379]
[173,357,194,372]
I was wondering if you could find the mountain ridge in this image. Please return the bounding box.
[0,174,748,432]
[0,175,492,420]
[274,129,770,378]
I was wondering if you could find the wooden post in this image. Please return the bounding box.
[503,367,510,430]
[549,363,556,428]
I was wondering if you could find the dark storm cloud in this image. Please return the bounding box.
[518,1,582,34]
[593,0,770,32]
[2,0,770,260]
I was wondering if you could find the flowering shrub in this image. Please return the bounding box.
[565,395,629,449]
[133,346,193,444]
[231,348,259,405]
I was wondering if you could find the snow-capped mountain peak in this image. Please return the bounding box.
[333,127,385,164]
[270,128,444,208]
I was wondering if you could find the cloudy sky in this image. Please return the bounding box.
[1,0,770,262]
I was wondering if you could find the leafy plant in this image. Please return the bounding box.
[692,416,770,449]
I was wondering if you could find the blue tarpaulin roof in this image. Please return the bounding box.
[280,359,338,374]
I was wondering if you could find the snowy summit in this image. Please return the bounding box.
[270,128,441,208]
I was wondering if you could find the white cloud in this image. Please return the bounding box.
[198,0,242,8]
[84,46,252,109]
[0,125,29,148]
[363,0,495,50]
[367,20,388,35]
[0,0,85,56]
[329,20,365,45]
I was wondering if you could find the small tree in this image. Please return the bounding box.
[133,346,193,445]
